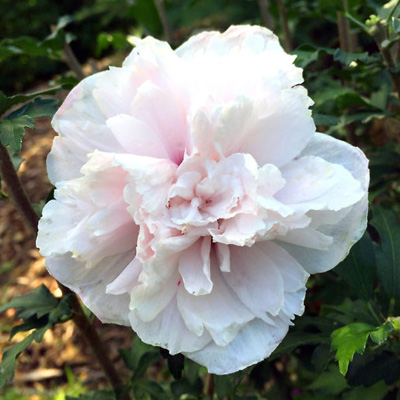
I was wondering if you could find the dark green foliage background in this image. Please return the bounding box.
[2,0,400,399]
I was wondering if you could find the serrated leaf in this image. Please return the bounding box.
[0,115,34,151]
[0,86,65,116]
[7,97,59,119]
[370,206,400,299]
[334,233,376,300]
[333,49,375,66]
[293,45,334,68]
[10,316,48,338]
[331,322,375,375]
[0,290,72,390]
[369,322,393,345]
[0,285,58,320]
[0,334,34,388]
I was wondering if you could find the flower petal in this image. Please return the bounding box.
[186,317,289,375]
[224,244,285,321]
[177,257,254,345]
[179,237,213,295]
[129,298,212,354]
[46,252,133,325]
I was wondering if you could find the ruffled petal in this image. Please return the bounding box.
[178,237,213,295]
[224,244,285,321]
[46,252,134,325]
[49,72,127,183]
[275,133,369,274]
[129,298,213,354]
[177,258,254,345]
[186,317,289,375]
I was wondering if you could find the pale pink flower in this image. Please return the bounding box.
[37,25,369,374]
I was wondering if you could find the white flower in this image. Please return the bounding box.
[37,25,369,374]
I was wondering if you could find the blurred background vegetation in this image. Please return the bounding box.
[3,0,400,399]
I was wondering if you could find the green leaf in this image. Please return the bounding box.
[331,322,375,375]
[0,36,49,61]
[0,334,34,388]
[0,285,58,320]
[0,86,65,116]
[293,45,334,68]
[346,350,400,387]
[7,97,59,119]
[334,233,377,300]
[0,115,34,151]
[378,0,400,20]
[333,49,375,66]
[313,114,340,126]
[66,389,116,400]
[342,380,389,400]
[308,364,349,395]
[392,17,400,32]
[369,322,393,345]
[370,206,400,299]
[120,336,160,382]
[0,289,72,390]
[270,332,328,360]
[133,380,167,400]
[128,0,162,36]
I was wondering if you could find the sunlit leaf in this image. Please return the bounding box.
[7,97,59,119]
[0,115,34,151]
[331,322,375,375]
[0,285,58,320]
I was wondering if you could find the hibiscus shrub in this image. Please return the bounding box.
[2,1,400,399]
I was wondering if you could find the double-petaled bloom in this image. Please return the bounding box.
[37,26,369,374]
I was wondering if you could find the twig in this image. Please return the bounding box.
[257,0,275,30]
[204,373,215,398]
[154,0,174,45]
[63,284,125,389]
[0,142,39,233]
[337,0,358,145]
[0,141,126,394]
[63,42,86,80]
[277,0,292,51]
[380,42,400,102]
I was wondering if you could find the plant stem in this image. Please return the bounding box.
[0,142,39,233]
[154,0,174,45]
[338,0,355,53]
[367,301,383,325]
[64,284,124,389]
[205,373,215,398]
[277,0,292,51]
[257,0,275,30]
[0,141,126,394]
[63,42,86,80]
[380,42,400,102]
[389,297,396,317]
